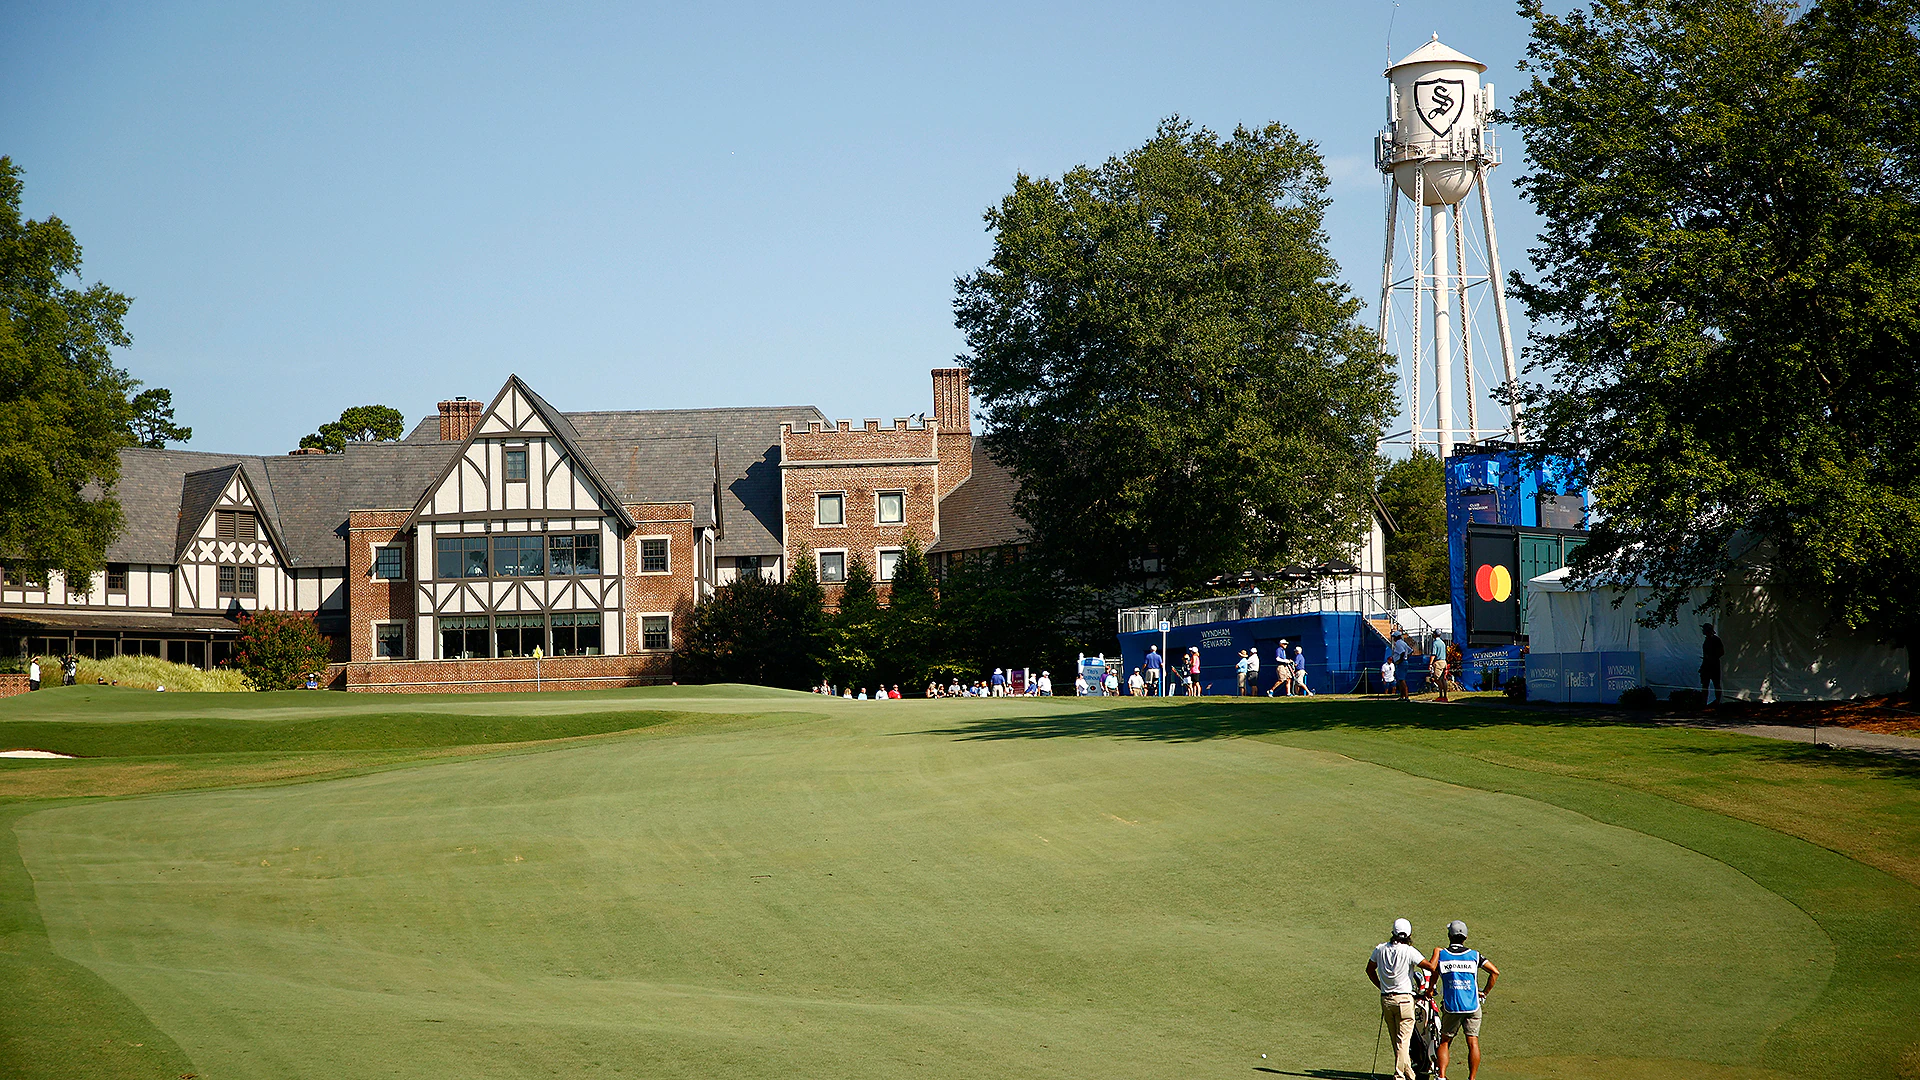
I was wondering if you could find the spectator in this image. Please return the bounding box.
[1103,668,1119,696]
[991,668,1007,697]
[1143,645,1163,694]
[1292,643,1312,696]
[1246,644,1260,696]
[1074,672,1088,696]
[1037,671,1053,696]
[1187,647,1202,696]
[1129,668,1144,696]
[1269,639,1293,696]
[62,653,78,686]
[28,656,42,691]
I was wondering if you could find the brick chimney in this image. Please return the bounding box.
[932,367,973,500]
[438,397,482,442]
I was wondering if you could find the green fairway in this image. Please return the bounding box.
[3,688,1917,1079]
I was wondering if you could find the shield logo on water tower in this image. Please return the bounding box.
[1413,78,1468,137]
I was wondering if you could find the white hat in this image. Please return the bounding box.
[1392,918,1412,940]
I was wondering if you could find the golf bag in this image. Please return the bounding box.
[1409,973,1441,1080]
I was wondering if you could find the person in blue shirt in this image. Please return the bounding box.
[1142,646,1163,695]
[1421,920,1499,1080]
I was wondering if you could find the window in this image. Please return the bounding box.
[735,555,762,581]
[491,534,545,577]
[878,548,902,581]
[494,614,544,657]
[3,567,47,588]
[816,492,844,526]
[436,536,489,578]
[218,565,237,596]
[548,533,600,575]
[375,623,405,659]
[504,448,529,482]
[640,538,669,574]
[237,566,258,597]
[818,550,845,583]
[550,612,602,656]
[877,491,905,524]
[373,547,404,580]
[438,616,490,659]
[641,614,671,651]
[215,511,258,542]
[106,563,128,592]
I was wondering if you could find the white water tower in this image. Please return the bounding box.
[1375,34,1521,455]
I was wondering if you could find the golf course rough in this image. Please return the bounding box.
[3,688,1916,1079]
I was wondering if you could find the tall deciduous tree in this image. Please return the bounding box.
[827,553,882,691]
[954,118,1396,592]
[301,405,405,454]
[1,157,188,588]
[1508,0,1920,691]
[1377,452,1447,606]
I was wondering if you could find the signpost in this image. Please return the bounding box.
[1159,620,1171,696]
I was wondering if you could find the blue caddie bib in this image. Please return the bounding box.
[1437,946,1482,1013]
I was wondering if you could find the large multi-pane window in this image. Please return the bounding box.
[504,448,529,481]
[550,612,602,656]
[217,565,237,596]
[817,492,844,526]
[373,547,404,580]
[640,538,669,573]
[547,533,600,575]
[237,566,258,596]
[641,615,671,651]
[492,535,545,577]
[877,491,905,524]
[106,563,128,592]
[439,616,490,659]
[375,623,405,658]
[436,536,490,578]
[494,614,544,657]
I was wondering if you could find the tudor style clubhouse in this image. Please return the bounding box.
[0,368,1388,692]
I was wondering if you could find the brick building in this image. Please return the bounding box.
[0,366,1387,691]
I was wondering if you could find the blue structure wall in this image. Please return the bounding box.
[1118,611,1413,696]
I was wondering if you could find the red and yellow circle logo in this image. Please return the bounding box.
[1474,563,1513,603]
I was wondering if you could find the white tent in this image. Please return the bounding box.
[1526,568,1909,702]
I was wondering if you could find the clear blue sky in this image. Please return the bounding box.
[2,1,1543,453]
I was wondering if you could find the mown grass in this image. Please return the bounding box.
[1,690,1916,1079]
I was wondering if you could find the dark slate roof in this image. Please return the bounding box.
[930,440,1030,554]
[576,436,718,528]
[173,463,242,558]
[109,450,280,566]
[564,407,826,557]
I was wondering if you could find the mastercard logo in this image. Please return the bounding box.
[1474,563,1513,603]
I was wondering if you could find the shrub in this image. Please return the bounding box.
[1667,688,1708,712]
[75,655,252,692]
[1503,674,1527,701]
[1617,685,1658,711]
[231,610,333,691]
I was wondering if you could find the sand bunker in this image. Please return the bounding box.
[0,749,76,759]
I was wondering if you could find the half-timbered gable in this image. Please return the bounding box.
[401,377,641,660]
[173,464,293,613]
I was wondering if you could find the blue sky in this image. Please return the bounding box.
[2,1,1543,453]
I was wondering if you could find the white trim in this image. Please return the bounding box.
[636,533,672,575]
[372,620,408,660]
[636,611,674,652]
[876,546,903,581]
[815,491,847,527]
[815,548,848,584]
[875,490,906,525]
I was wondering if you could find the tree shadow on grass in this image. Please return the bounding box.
[1253,1068,1378,1078]
[907,698,1920,780]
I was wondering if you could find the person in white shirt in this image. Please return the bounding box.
[1246,647,1260,695]
[1367,918,1427,1080]
[27,657,42,691]
[1074,673,1088,696]
[1128,669,1144,696]
[1036,671,1052,696]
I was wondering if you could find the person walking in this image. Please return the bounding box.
[1268,639,1292,696]
[1246,645,1260,696]
[1292,642,1312,696]
[1103,668,1119,696]
[1700,624,1724,706]
[1128,668,1144,696]
[1425,920,1499,1080]
[27,656,42,691]
[1367,918,1426,1080]
[1143,645,1163,695]
[1429,651,1450,703]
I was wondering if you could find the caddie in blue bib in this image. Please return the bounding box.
[1437,945,1483,1013]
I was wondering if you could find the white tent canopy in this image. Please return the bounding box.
[1526,568,1908,702]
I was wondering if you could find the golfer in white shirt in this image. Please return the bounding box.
[1367,918,1425,1080]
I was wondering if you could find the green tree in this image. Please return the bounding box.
[828,553,882,692]
[1508,0,1920,691]
[230,610,333,691]
[954,118,1396,592]
[935,551,1083,686]
[301,405,406,454]
[774,553,829,688]
[877,538,942,692]
[677,572,788,685]
[1,157,187,588]
[1377,451,1447,605]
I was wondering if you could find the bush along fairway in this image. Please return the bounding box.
[2,687,1917,1079]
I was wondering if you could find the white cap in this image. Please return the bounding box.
[1392,918,1412,940]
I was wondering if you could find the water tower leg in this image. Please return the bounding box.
[1432,204,1453,458]
[1454,204,1476,443]
[1378,178,1397,353]
[1410,167,1424,455]
[1477,167,1522,443]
